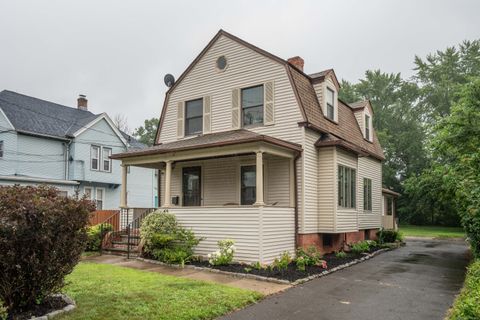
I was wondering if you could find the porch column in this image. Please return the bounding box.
[254,150,265,206]
[120,164,128,208]
[164,160,172,207]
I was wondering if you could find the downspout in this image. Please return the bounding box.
[63,140,72,181]
[293,152,301,250]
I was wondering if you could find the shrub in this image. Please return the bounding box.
[448,260,480,319]
[86,223,113,251]
[140,210,201,265]
[209,239,236,266]
[377,229,402,244]
[296,246,323,266]
[335,251,347,258]
[350,241,371,254]
[0,301,6,320]
[271,251,292,273]
[0,185,93,312]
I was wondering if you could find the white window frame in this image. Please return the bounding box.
[241,84,265,127]
[363,178,372,212]
[95,187,105,210]
[84,186,93,201]
[91,145,100,171]
[337,165,356,209]
[365,113,371,141]
[326,87,335,120]
[102,147,112,172]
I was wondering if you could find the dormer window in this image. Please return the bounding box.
[326,87,335,120]
[365,114,371,141]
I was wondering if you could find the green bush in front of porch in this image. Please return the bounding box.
[140,210,202,265]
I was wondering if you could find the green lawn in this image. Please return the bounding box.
[399,224,465,239]
[57,262,262,320]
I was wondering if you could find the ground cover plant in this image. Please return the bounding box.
[0,185,94,318]
[56,262,262,320]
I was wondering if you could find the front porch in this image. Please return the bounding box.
[111,130,302,263]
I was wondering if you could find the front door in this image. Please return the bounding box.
[182,166,201,206]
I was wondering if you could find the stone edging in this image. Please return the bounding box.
[30,294,76,320]
[136,247,394,286]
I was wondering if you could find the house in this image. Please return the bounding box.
[0,90,158,210]
[111,30,385,263]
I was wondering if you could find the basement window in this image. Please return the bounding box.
[323,234,333,247]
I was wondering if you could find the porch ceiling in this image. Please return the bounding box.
[111,129,302,167]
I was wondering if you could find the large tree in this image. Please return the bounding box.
[339,70,426,190]
[133,117,159,146]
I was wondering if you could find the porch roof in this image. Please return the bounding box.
[111,129,302,160]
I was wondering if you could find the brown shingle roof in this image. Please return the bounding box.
[288,67,384,160]
[111,129,302,159]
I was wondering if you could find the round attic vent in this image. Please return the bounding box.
[216,55,228,71]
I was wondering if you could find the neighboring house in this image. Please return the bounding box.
[111,30,385,263]
[0,90,158,209]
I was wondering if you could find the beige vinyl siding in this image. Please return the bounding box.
[317,146,335,232]
[160,155,291,207]
[168,206,294,263]
[159,34,303,145]
[262,206,295,262]
[335,148,359,232]
[358,156,382,229]
[354,111,363,134]
[301,129,320,233]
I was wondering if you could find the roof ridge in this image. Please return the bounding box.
[0,90,96,116]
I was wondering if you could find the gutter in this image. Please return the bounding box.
[0,175,79,185]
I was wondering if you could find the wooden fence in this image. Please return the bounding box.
[89,210,120,231]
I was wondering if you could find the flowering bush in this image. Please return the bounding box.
[208,239,235,266]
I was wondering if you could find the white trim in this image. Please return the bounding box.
[84,186,93,200]
[90,145,100,171]
[0,107,15,130]
[72,113,128,146]
[95,187,106,210]
[0,175,79,185]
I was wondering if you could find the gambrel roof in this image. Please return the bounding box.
[155,30,384,160]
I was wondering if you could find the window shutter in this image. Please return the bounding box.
[231,88,240,129]
[177,101,184,138]
[264,81,274,125]
[203,96,211,134]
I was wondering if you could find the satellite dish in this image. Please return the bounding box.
[164,74,175,87]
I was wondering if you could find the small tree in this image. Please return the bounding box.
[0,186,94,312]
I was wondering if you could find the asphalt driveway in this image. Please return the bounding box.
[220,239,470,320]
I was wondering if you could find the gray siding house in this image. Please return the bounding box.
[0,90,157,209]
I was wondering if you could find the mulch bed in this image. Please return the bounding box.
[188,247,383,282]
[7,295,68,320]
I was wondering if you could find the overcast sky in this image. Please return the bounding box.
[1,0,479,131]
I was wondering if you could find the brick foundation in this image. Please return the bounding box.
[297,229,380,254]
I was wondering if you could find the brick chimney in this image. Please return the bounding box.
[77,94,88,111]
[287,56,304,72]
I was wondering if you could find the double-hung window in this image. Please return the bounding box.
[96,188,104,210]
[242,85,264,126]
[326,88,335,120]
[185,98,203,136]
[103,148,112,172]
[365,114,370,140]
[338,165,356,208]
[363,178,372,211]
[91,146,100,170]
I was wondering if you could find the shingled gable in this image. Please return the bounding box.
[154,30,384,160]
